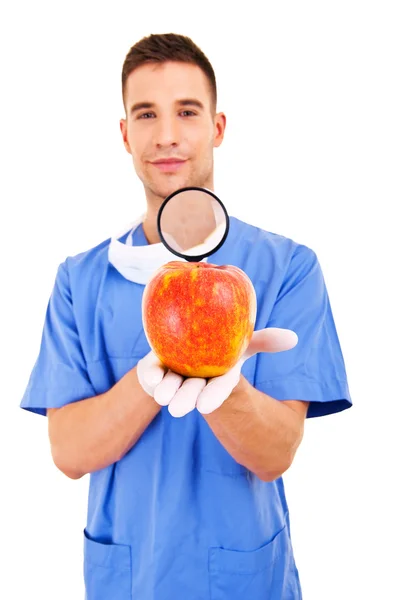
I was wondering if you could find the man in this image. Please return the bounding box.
[21,33,352,599]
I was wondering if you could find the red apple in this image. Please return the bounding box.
[142,261,257,378]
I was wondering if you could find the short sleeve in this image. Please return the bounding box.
[20,262,96,416]
[254,245,352,418]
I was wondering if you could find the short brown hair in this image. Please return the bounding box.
[121,33,217,111]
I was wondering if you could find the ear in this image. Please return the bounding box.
[213,112,226,148]
[120,119,132,154]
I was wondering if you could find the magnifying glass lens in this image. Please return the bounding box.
[157,188,229,261]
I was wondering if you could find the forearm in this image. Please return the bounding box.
[202,375,305,481]
[48,367,161,479]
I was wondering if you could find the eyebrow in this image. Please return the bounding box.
[130,98,205,114]
[178,99,204,110]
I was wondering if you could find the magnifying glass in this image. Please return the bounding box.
[156,187,229,262]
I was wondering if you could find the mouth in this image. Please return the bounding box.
[150,158,188,173]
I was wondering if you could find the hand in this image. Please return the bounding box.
[137,328,298,418]
[136,351,207,417]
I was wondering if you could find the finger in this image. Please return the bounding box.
[245,328,298,358]
[137,352,166,395]
[196,366,241,415]
[144,361,167,388]
[154,370,184,406]
[196,383,227,415]
[168,378,207,418]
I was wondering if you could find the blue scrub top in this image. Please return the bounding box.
[21,217,351,600]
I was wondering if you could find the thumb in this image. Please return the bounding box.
[244,328,298,359]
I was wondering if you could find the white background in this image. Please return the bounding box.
[1,1,398,598]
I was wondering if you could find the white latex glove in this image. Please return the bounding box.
[137,328,298,418]
[136,351,207,417]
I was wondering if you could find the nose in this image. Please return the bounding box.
[154,116,180,148]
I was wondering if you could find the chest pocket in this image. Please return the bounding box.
[197,355,256,477]
[95,278,150,360]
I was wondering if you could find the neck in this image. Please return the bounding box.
[142,207,161,245]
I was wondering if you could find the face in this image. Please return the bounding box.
[120,61,226,206]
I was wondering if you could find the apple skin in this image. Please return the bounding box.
[142,261,257,378]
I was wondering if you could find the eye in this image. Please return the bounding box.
[138,112,155,119]
[180,110,196,117]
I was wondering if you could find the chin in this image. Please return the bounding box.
[153,178,192,200]
[144,170,210,202]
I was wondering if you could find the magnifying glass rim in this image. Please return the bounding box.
[156,186,230,262]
